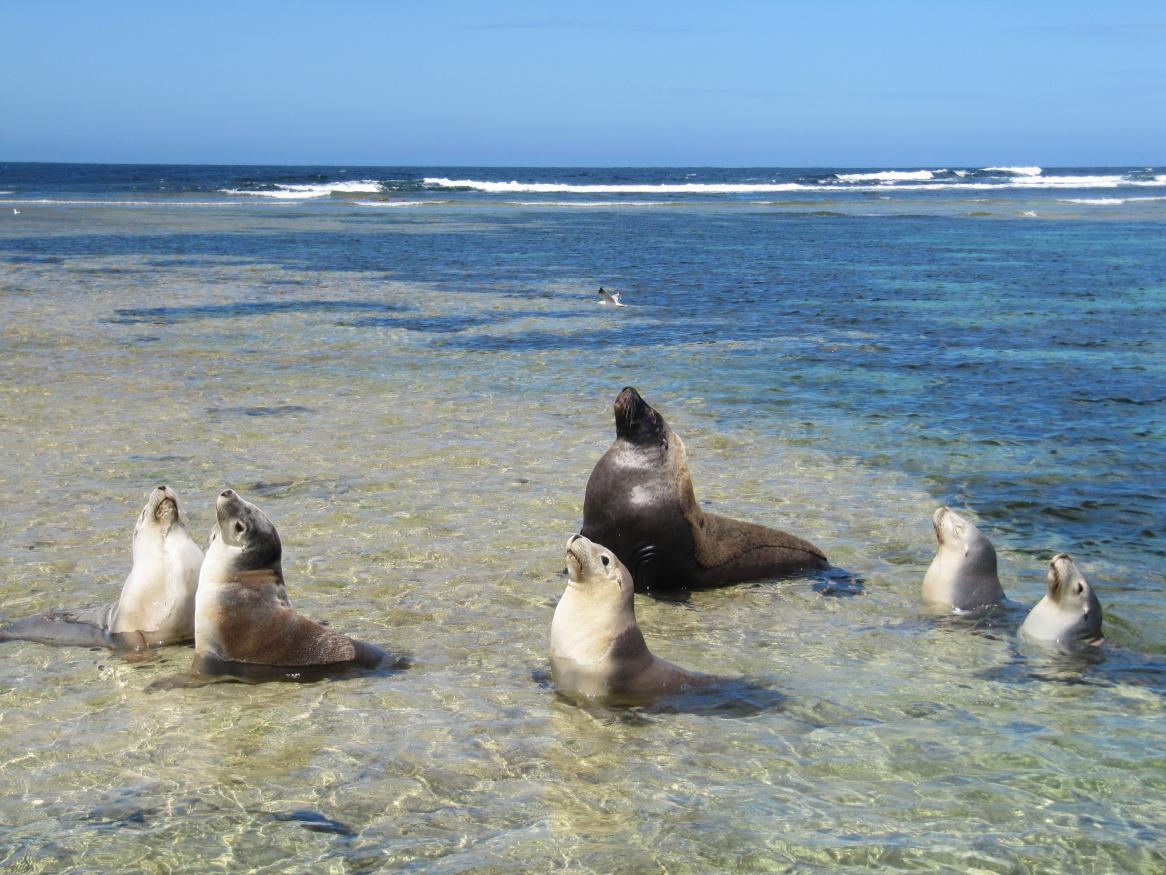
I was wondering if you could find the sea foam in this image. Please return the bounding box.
[223,180,384,199]
[1,199,245,207]
[833,170,940,183]
[508,200,667,207]
[423,178,807,194]
[1060,196,1166,205]
[420,174,1164,197]
[983,166,1043,176]
[353,200,435,208]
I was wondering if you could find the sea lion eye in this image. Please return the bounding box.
[234,521,246,535]
[1075,583,1084,595]
[601,555,610,567]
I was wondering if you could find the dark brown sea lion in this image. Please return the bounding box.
[580,387,828,592]
[192,489,384,681]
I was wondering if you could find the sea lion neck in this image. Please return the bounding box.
[223,566,286,591]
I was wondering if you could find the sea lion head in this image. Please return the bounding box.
[208,488,282,571]
[135,485,180,536]
[931,506,996,569]
[1044,553,1103,642]
[565,533,633,604]
[131,486,188,562]
[613,387,669,447]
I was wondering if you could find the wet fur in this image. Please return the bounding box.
[194,490,384,676]
[0,488,203,651]
[922,507,1007,611]
[1020,554,1103,646]
[551,535,706,706]
[581,387,828,592]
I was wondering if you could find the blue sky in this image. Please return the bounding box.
[1,0,1162,166]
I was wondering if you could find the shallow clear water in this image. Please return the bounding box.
[1,170,1164,871]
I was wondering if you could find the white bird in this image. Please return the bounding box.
[12,208,19,215]
[597,286,626,307]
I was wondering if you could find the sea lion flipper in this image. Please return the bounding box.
[0,603,117,648]
[692,512,828,586]
[351,639,386,669]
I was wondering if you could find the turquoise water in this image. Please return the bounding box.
[0,166,1163,870]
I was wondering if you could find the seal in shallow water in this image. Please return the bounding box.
[551,535,707,706]
[1019,553,1103,646]
[0,486,204,650]
[580,387,828,592]
[192,489,384,680]
[921,506,1007,611]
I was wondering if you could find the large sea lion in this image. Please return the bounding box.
[580,387,828,592]
[192,489,385,680]
[0,486,204,650]
[551,535,707,706]
[921,506,1007,611]
[1019,553,1103,646]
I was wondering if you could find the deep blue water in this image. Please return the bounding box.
[2,161,1164,600]
[2,161,1165,202]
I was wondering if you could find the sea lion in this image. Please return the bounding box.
[0,486,204,650]
[1019,553,1103,646]
[580,387,828,592]
[921,506,1007,611]
[551,535,707,706]
[192,489,384,680]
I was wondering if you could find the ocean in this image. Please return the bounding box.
[1,163,1163,870]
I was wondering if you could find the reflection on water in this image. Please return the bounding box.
[0,202,1164,870]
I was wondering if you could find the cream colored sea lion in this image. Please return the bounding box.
[192,489,384,680]
[580,387,828,592]
[922,506,1007,611]
[0,486,204,650]
[550,534,708,706]
[1019,553,1103,646]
